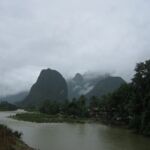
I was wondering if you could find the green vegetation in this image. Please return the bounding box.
[0,101,18,111]
[11,112,87,123]
[11,59,150,136]
[96,59,150,136]
[39,95,88,118]
[0,124,34,150]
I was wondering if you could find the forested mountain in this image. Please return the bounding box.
[87,77,125,98]
[22,69,68,107]
[1,70,125,106]
[67,73,125,99]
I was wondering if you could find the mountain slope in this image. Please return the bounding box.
[86,76,126,98]
[67,73,110,99]
[22,68,68,107]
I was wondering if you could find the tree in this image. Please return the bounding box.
[131,60,150,133]
[39,100,60,115]
[77,95,87,117]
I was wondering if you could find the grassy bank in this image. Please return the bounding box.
[10,112,129,125]
[11,112,89,123]
[0,124,34,150]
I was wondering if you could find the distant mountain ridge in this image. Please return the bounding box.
[67,73,125,99]
[1,91,28,104]
[1,70,125,105]
[86,76,126,98]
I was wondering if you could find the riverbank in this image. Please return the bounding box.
[0,124,34,150]
[1,110,150,150]
[10,112,92,123]
[11,111,150,138]
[10,112,127,126]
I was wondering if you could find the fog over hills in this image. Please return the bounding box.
[1,91,28,104]
[1,70,125,104]
[67,73,125,99]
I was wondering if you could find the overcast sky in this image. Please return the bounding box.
[0,0,150,95]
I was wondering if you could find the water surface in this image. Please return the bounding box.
[0,110,149,150]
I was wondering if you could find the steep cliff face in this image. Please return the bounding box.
[23,69,68,107]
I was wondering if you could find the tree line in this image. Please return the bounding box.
[39,59,150,136]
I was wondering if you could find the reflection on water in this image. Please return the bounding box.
[0,111,149,150]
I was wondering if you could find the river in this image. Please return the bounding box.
[0,110,150,150]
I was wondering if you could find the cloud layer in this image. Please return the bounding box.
[0,0,150,95]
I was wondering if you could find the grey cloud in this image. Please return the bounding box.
[0,0,150,95]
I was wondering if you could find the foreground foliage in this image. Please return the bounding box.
[98,59,150,136]
[0,124,34,150]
